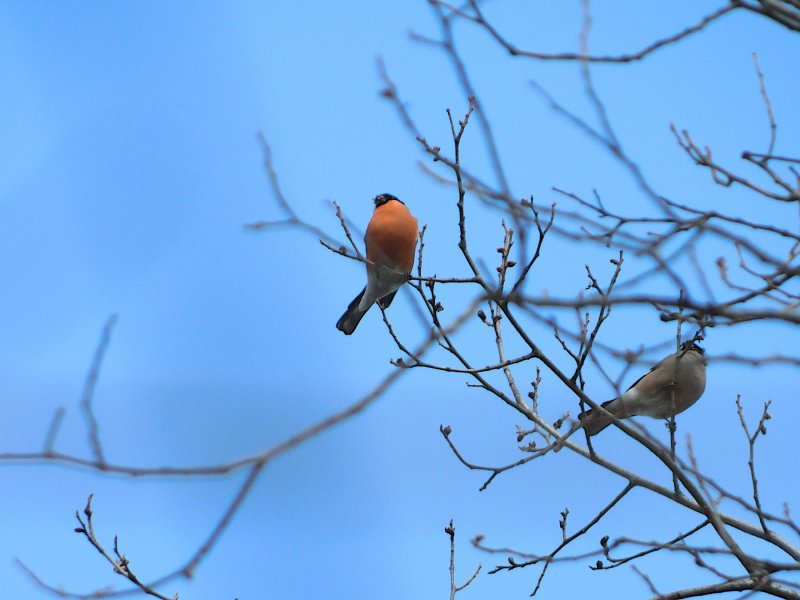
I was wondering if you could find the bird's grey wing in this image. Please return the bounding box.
[624,353,677,393]
[624,360,660,392]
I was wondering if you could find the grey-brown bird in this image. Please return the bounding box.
[336,193,418,335]
[579,341,707,436]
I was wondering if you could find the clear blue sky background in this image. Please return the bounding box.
[1,2,798,599]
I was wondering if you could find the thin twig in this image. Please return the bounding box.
[80,314,118,465]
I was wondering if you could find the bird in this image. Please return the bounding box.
[578,341,707,436]
[336,193,418,335]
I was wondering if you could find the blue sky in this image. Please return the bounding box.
[1,2,798,599]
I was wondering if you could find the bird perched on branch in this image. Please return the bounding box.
[336,193,418,335]
[578,341,707,436]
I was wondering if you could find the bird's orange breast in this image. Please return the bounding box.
[365,200,418,272]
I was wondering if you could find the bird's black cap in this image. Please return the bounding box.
[374,193,403,207]
[680,340,705,355]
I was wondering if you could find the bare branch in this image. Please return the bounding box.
[72,495,177,600]
[80,314,117,465]
[448,1,738,63]
[446,520,481,599]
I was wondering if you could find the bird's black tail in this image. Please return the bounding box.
[578,399,617,436]
[336,288,367,335]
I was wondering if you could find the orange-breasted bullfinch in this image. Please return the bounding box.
[336,193,419,335]
[579,341,707,436]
